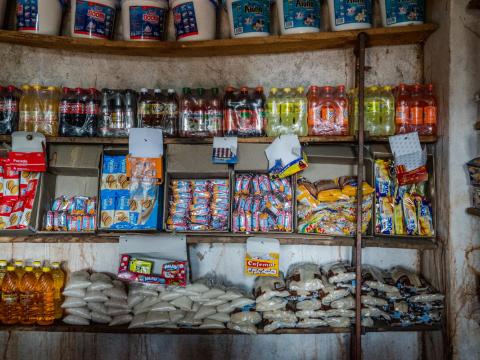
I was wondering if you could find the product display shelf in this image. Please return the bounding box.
[467,207,480,217]
[0,25,437,58]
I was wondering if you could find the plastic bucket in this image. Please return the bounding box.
[380,0,424,27]
[226,0,270,38]
[71,0,117,39]
[277,0,321,35]
[172,0,217,41]
[327,0,372,31]
[0,0,6,28]
[121,0,168,41]
[16,0,64,35]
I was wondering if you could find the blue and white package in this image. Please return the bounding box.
[328,0,372,30]
[73,0,116,39]
[128,6,167,40]
[279,0,320,33]
[381,0,425,27]
[228,0,270,37]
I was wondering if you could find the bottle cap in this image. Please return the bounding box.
[74,87,83,93]
[51,262,60,268]
[182,87,191,94]
[154,89,162,94]
[33,261,41,267]
[7,265,14,271]
[21,85,30,91]
[15,260,23,266]
[32,85,42,90]
[167,89,175,94]
[0,260,7,266]
[47,86,57,91]
[283,88,291,93]
[297,86,305,93]
[140,88,148,93]
[240,86,248,92]
[226,86,235,92]
[25,266,33,272]
[211,88,219,95]
[42,267,51,272]
[384,86,392,91]
[7,85,16,92]
[270,87,278,94]
[337,85,345,91]
[255,86,264,92]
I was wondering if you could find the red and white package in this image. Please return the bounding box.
[23,172,40,198]
[19,196,34,228]
[7,151,46,172]
[3,166,19,201]
[7,199,24,229]
[0,200,15,230]
[0,158,5,198]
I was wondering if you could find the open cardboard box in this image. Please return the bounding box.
[36,144,102,234]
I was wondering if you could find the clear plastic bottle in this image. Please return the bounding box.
[380,86,395,136]
[395,83,410,134]
[253,86,266,136]
[50,262,65,320]
[280,87,294,131]
[32,260,43,280]
[152,89,164,129]
[266,87,280,136]
[14,260,25,281]
[294,86,308,136]
[423,84,437,135]
[36,267,55,325]
[19,266,38,325]
[336,85,349,135]
[179,87,193,137]
[365,86,381,135]
[19,85,33,132]
[1,265,20,325]
[43,86,60,136]
[164,89,179,137]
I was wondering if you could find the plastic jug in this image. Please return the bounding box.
[226,0,271,38]
[172,0,217,41]
[19,266,38,325]
[380,0,425,27]
[277,0,321,35]
[16,0,64,35]
[327,0,372,31]
[1,266,20,325]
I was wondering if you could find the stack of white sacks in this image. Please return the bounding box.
[62,271,132,326]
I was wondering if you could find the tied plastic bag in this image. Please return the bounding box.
[203,298,228,307]
[254,275,288,303]
[159,292,182,301]
[129,314,147,329]
[295,310,327,319]
[177,312,202,326]
[169,310,186,323]
[361,295,388,307]
[230,311,262,325]
[194,305,217,320]
[63,315,90,325]
[88,273,114,291]
[130,284,158,297]
[263,320,297,333]
[170,296,193,311]
[200,288,226,299]
[150,302,176,312]
[109,314,133,326]
[362,317,374,327]
[361,307,391,320]
[325,309,355,318]
[66,307,91,319]
[322,262,356,284]
[64,271,91,291]
[409,294,445,303]
[227,321,257,335]
[207,312,231,323]
[287,263,324,294]
[84,290,109,303]
[63,288,86,298]
[262,310,297,323]
[103,286,128,300]
[88,302,109,315]
[321,289,350,305]
[61,297,87,309]
[200,319,226,329]
[91,312,112,324]
[218,289,243,301]
[145,311,170,326]
[296,299,322,311]
[255,298,287,312]
[107,308,131,317]
[330,296,355,310]
[364,280,400,295]
[105,299,130,310]
[325,317,351,327]
[297,318,327,328]
[128,294,145,308]
[229,297,255,309]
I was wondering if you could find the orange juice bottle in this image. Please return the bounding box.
[1,265,20,324]
[50,262,65,319]
[14,260,25,280]
[19,266,38,325]
[32,261,43,280]
[0,260,8,322]
[37,267,55,325]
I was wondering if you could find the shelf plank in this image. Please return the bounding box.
[367,236,436,250]
[467,207,480,217]
[0,25,437,58]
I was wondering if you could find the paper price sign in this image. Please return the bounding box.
[245,256,279,276]
[244,237,280,277]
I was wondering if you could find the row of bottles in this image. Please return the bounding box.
[224,87,266,137]
[59,88,100,137]
[0,86,20,135]
[180,88,222,137]
[138,88,179,136]
[267,87,308,137]
[0,260,65,325]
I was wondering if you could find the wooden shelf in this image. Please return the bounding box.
[0,25,437,58]
[467,207,480,217]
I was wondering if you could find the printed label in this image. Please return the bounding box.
[282,0,320,29]
[384,0,424,25]
[333,0,372,26]
[2,293,18,304]
[245,253,279,277]
[74,0,116,39]
[232,0,270,35]
[129,6,167,40]
[173,1,198,39]
[16,0,39,31]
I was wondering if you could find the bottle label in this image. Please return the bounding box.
[321,105,336,123]
[410,106,423,125]
[59,101,70,115]
[16,0,39,31]
[129,6,167,40]
[206,110,222,133]
[395,104,409,124]
[232,0,270,35]
[74,0,116,39]
[173,2,199,39]
[282,0,320,29]
[20,293,34,304]
[384,0,424,25]
[423,105,437,125]
[333,0,372,26]
[86,103,99,115]
[2,293,18,304]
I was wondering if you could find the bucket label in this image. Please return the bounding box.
[231,0,270,35]
[129,6,167,40]
[16,0,39,31]
[173,2,199,39]
[74,0,116,39]
[384,0,424,25]
[282,0,320,29]
[333,0,372,26]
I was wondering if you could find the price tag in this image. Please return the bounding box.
[245,237,280,277]
[212,137,238,164]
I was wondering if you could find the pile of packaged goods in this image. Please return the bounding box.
[62,271,132,326]
[0,259,65,325]
[361,265,444,327]
[374,159,434,236]
[296,177,374,235]
[307,85,349,136]
[266,87,308,137]
[100,155,160,231]
[0,85,20,134]
[0,168,40,230]
[167,179,230,232]
[137,88,179,136]
[223,86,266,137]
[59,87,100,137]
[232,174,293,233]
[179,88,222,137]
[98,89,138,137]
[44,196,97,232]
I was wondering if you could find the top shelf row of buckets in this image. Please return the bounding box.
[0,0,427,41]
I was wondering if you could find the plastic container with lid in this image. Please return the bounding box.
[226,0,271,38]
[0,0,7,28]
[380,0,424,27]
[277,0,321,35]
[71,0,117,39]
[327,0,372,31]
[121,0,168,41]
[172,0,217,41]
[16,0,65,35]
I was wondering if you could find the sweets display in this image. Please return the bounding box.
[374,159,434,236]
[266,87,308,137]
[232,174,293,233]
[296,176,374,235]
[44,196,97,232]
[167,179,230,231]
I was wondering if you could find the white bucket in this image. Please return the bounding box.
[379,0,424,27]
[16,0,64,35]
[0,0,7,28]
[277,0,321,35]
[327,0,372,31]
[71,0,117,39]
[171,0,217,41]
[226,0,270,38]
[121,0,168,41]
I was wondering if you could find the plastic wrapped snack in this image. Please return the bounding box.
[296,299,322,311]
[325,309,355,318]
[287,263,324,295]
[330,296,355,310]
[295,310,327,319]
[322,262,356,284]
[361,295,388,307]
[361,307,391,320]
[321,289,350,305]
[325,317,351,328]
[200,319,226,329]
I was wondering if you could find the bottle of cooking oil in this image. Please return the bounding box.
[19,266,38,325]
[0,260,7,323]
[36,267,54,325]
[1,265,20,324]
[32,260,43,280]
[50,262,65,319]
[14,260,25,280]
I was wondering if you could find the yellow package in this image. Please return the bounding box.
[394,202,405,235]
[297,185,319,207]
[317,189,349,202]
[342,182,375,197]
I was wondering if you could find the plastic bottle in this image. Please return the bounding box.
[395,84,410,134]
[223,86,237,136]
[19,85,33,132]
[164,89,179,137]
[72,88,86,129]
[409,84,424,133]
[1,85,19,135]
[0,260,7,322]
[32,261,43,280]
[317,86,337,135]
[179,87,193,137]
[19,266,38,325]
[280,87,293,131]
[294,86,308,136]
[50,262,65,320]
[124,89,138,134]
[252,86,266,136]
[1,265,20,325]
[137,88,151,128]
[43,86,60,136]
[151,89,164,129]
[380,86,395,136]
[336,85,349,135]
[14,260,25,280]
[36,267,54,325]
[266,87,280,136]
[85,88,100,136]
[194,88,207,137]
[99,89,113,137]
[365,86,381,136]
[207,88,222,136]
[237,87,252,136]
[423,84,437,135]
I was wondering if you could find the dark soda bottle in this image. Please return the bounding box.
[85,88,99,136]
[252,86,266,136]
[72,88,86,130]
[164,89,178,137]
[1,86,19,134]
[59,87,72,136]
[223,86,236,136]
[237,87,251,136]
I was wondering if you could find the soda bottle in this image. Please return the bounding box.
[110,91,125,136]
[409,84,424,133]
[0,260,7,322]
[423,84,437,135]
[336,85,349,135]
[164,89,179,137]
[19,85,33,132]
[124,89,138,135]
[72,87,86,130]
[223,86,236,136]
[380,86,395,136]
[179,87,193,137]
[36,267,55,325]
[1,265,20,325]
[98,89,112,137]
[365,86,382,136]
[43,86,60,136]
[19,266,38,325]
[252,86,266,136]
[1,86,19,135]
[194,88,207,137]
[137,88,151,128]
[266,87,280,136]
[207,88,222,136]
[307,85,320,135]
[151,88,163,128]
[395,84,410,134]
[59,87,72,136]
[14,260,25,280]
[237,87,251,136]
[50,262,65,320]
[85,88,100,136]
[279,87,294,133]
[32,260,43,280]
